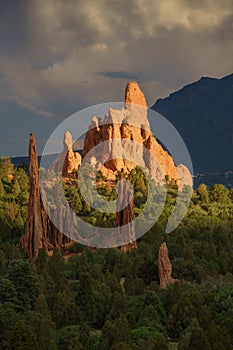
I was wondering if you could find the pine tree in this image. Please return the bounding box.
[0,178,4,197]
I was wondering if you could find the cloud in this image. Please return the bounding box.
[0,96,54,117]
[1,0,233,155]
[99,70,140,80]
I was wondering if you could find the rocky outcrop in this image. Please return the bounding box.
[82,82,179,184]
[115,177,137,252]
[21,134,72,258]
[125,81,148,108]
[145,135,177,185]
[177,164,193,189]
[20,133,47,258]
[82,117,102,159]
[51,131,81,176]
[158,242,177,289]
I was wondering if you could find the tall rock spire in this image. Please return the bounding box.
[158,242,177,289]
[20,133,47,258]
[21,133,73,258]
[115,177,137,252]
[125,81,148,107]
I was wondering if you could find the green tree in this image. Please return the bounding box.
[33,294,56,349]
[76,272,96,324]
[209,184,230,203]
[178,318,209,350]
[0,178,4,197]
[49,248,66,290]
[131,327,168,350]
[205,323,232,350]
[0,276,18,306]
[197,183,209,203]
[8,260,38,311]
[9,319,38,350]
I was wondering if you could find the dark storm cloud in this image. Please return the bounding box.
[0,0,233,155]
[99,71,140,80]
[0,0,33,54]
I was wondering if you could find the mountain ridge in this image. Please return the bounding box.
[152,72,233,173]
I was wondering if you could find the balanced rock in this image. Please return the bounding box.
[158,242,177,289]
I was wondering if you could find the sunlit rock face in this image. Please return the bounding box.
[82,82,179,184]
[50,131,81,176]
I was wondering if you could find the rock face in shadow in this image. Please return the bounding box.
[115,178,137,252]
[21,134,72,258]
[158,242,177,289]
[50,131,81,176]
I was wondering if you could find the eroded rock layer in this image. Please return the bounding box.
[82,82,179,184]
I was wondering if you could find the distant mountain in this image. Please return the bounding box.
[11,154,57,171]
[152,73,233,173]
[11,156,233,188]
[11,151,82,172]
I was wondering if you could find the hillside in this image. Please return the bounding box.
[1,156,233,349]
[152,73,233,173]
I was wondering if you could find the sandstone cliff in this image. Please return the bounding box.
[82,81,179,184]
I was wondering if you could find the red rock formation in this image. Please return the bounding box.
[145,135,178,183]
[21,134,73,258]
[51,131,81,176]
[82,117,102,159]
[20,134,48,258]
[158,242,177,289]
[125,81,148,107]
[82,82,179,184]
[115,177,137,252]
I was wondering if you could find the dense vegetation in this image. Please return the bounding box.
[0,156,233,349]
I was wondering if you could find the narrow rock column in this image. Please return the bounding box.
[115,177,137,252]
[21,134,75,258]
[20,134,46,258]
[158,242,177,289]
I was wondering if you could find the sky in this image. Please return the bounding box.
[0,0,233,156]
